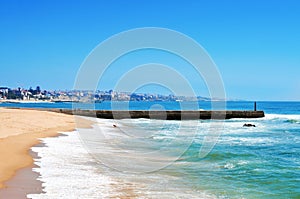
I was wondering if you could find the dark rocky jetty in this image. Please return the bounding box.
[52,109,265,120]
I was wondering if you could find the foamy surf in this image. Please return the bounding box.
[26,110,300,198]
[27,131,113,199]
[264,113,300,120]
[27,119,216,199]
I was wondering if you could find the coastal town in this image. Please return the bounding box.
[0,86,211,102]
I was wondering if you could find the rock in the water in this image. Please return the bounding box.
[243,123,256,127]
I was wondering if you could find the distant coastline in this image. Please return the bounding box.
[0,99,54,103]
[1,86,241,103]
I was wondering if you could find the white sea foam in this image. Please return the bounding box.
[264,113,300,120]
[28,117,265,199]
[25,124,214,199]
[220,136,280,146]
[27,131,113,199]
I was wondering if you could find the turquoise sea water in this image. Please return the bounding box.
[176,114,300,198]
[86,112,299,198]
[2,101,300,198]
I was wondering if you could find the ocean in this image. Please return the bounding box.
[1,101,299,198]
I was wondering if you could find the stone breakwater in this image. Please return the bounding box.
[49,109,265,120]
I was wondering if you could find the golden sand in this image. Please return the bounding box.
[0,108,93,189]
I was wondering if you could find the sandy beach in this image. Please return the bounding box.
[0,108,93,198]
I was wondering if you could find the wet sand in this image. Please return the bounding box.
[0,150,43,199]
[0,108,93,198]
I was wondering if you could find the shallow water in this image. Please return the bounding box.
[21,101,300,198]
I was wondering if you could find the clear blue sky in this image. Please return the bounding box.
[0,0,299,100]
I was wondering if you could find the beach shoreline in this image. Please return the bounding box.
[0,108,93,198]
[0,149,44,199]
